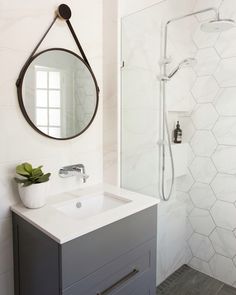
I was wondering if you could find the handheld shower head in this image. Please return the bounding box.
[167,58,197,79]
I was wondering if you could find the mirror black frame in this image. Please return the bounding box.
[16,4,100,140]
[17,47,99,140]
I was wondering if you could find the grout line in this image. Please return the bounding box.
[216,284,226,295]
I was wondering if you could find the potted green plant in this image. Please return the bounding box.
[14,162,51,209]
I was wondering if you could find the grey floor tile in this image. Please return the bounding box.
[157,265,224,295]
[217,285,236,295]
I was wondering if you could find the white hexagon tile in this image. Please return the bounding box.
[191,130,217,157]
[211,173,236,203]
[193,26,219,49]
[190,157,217,183]
[234,256,236,268]
[189,182,216,209]
[168,17,198,60]
[189,257,213,277]
[193,0,222,22]
[213,117,236,145]
[214,88,236,116]
[215,27,236,58]
[220,0,236,21]
[194,48,220,76]
[210,228,236,258]
[188,233,215,261]
[191,76,219,103]
[214,58,236,87]
[186,219,194,240]
[209,254,236,285]
[189,208,215,235]
[186,144,195,166]
[176,191,194,215]
[211,201,236,230]
[191,104,218,130]
[212,146,236,174]
[175,169,195,192]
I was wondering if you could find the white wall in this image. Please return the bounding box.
[103,0,118,185]
[0,1,103,294]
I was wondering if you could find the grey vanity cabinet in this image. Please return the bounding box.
[12,205,157,295]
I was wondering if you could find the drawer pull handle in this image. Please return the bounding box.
[97,268,139,295]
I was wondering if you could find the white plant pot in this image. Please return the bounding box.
[18,182,48,209]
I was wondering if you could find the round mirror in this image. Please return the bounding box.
[17,48,99,140]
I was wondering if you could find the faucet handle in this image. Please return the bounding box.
[59,164,89,183]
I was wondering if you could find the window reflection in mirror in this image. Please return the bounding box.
[35,68,61,137]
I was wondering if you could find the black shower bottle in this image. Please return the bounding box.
[173,121,182,144]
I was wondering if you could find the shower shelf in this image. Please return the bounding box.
[166,143,188,179]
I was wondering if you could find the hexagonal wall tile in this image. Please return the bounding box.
[190,157,217,183]
[188,233,215,261]
[190,183,216,209]
[191,76,219,103]
[175,169,194,192]
[214,88,236,116]
[213,117,236,145]
[214,58,236,87]
[191,104,218,130]
[220,0,236,21]
[212,146,236,174]
[215,27,236,58]
[186,144,195,166]
[167,73,196,112]
[211,173,236,203]
[234,256,236,268]
[193,0,222,22]
[210,228,236,258]
[176,191,194,215]
[191,131,217,157]
[168,17,198,60]
[189,208,215,235]
[210,254,236,285]
[189,257,213,277]
[186,219,194,240]
[193,26,219,49]
[194,48,220,76]
[211,201,236,230]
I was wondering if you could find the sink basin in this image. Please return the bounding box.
[53,192,131,220]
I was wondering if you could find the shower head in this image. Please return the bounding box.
[201,19,235,33]
[167,58,197,79]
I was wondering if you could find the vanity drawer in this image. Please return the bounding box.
[62,239,156,295]
[61,206,157,288]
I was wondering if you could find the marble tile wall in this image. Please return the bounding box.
[0,1,103,294]
[176,0,236,287]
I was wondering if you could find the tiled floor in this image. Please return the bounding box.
[156,265,236,295]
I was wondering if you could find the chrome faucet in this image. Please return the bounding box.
[59,164,89,183]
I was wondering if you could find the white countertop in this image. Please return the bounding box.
[11,184,160,244]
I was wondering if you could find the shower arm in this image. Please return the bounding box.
[163,7,219,61]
